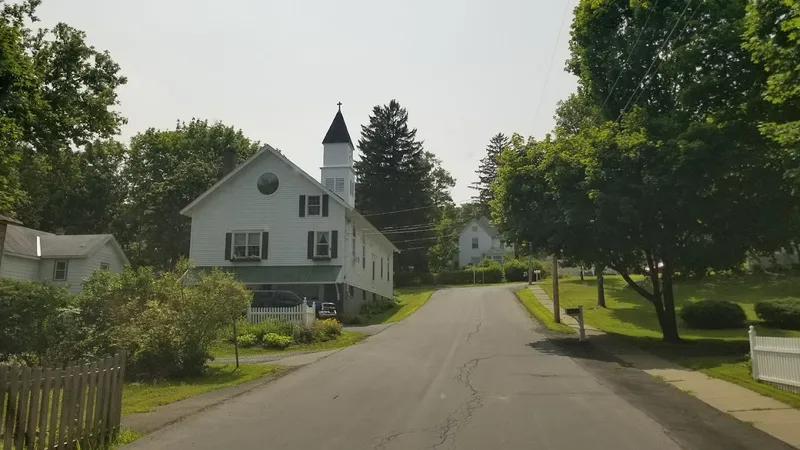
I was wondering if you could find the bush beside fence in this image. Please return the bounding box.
[0,353,125,450]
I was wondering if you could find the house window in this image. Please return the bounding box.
[325,178,335,190]
[315,231,330,257]
[100,262,110,270]
[233,232,261,259]
[307,195,321,216]
[362,242,366,269]
[348,285,354,296]
[335,178,345,193]
[372,259,376,280]
[472,226,478,232]
[53,260,68,281]
[352,228,356,257]
[472,237,479,249]
[362,290,366,301]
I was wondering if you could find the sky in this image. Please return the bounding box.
[35,0,578,204]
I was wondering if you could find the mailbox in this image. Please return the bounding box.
[565,307,581,316]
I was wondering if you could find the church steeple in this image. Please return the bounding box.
[320,104,356,208]
[322,103,353,146]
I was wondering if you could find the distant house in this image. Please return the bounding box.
[180,106,398,316]
[748,249,799,270]
[458,217,512,267]
[0,223,129,293]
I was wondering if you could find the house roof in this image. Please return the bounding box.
[321,109,353,147]
[347,210,400,253]
[186,265,343,285]
[3,224,129,263]
[0,214,22,225]
[461,216,500,239]
[180,144,350,216]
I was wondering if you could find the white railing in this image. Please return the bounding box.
[247,303,316,327]
[749,326,800,393]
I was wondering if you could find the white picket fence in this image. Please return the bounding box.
[749,326,800,393]
[247,303,316,327]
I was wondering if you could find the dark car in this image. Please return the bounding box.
[251,290,304,308]
[307,300,337,319]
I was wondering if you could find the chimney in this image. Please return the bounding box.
[222,146,237,175]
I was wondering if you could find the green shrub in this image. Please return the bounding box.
[436,270,474,285]
[503,259,528,282]
[291,324,316,344]
[339,315,364,325]
[0,278,77,365]
[236,333,258,348]
[394,272,435,287]
[680,300,747,329]
[313,318,343,341]
[755,299,800,329]
[262,333,293,349]
[360,296,397,317]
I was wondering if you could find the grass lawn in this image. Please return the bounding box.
[357,286,437,326]
[122,364,283,414]
[514,288,575,334]
[540,273,800,405]
[210,330,366,358]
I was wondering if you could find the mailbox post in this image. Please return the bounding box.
[564,306,586,342]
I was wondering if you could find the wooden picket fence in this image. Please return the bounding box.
[0,353,126,450]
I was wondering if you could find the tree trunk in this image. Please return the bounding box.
[660,262,681,343]
[580,268,584,281]
[596,265,606,308]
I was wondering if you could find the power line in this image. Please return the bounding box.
[627,1,702,110]
[359,198,476,218]
[616,0,694,122]
[373,227,438,236]
[599,0,660,112]
[532,0,572,132]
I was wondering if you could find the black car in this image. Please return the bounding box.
[251,290,337,318]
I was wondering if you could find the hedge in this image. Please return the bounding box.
[679,300,747,329]
[755,299,800,329]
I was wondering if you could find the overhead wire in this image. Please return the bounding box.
[532,0,573,132]
[616,0,694,122]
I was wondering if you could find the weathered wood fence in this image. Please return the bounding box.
[0,353,126,450]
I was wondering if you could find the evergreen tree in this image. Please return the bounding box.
[470,133,509,217]
[355,100,452,273]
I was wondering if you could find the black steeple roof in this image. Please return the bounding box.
[322,105,353,146]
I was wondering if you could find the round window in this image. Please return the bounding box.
[256,172,279,195]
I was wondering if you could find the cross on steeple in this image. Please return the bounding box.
[337,102,342,111]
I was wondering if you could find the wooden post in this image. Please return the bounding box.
[0,365,7,443]
[47,368,62,450]
[577,306,586,342]
[15,366,32,450]
[749,326,759,380]
[26,367,43,447]
[37,368,53,450]
[4,366,18,450]
[552,254,561,323]
[232,320,240,369]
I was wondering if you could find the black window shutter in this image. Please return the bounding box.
[224,233,232,260]
[331,230,338,259]
[262,232,269,259]
[307,231,314,259]
[299,195,306,217]
[322,195,329,217]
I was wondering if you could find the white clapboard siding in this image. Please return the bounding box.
[749,326,800,394]
[247,304,316,327]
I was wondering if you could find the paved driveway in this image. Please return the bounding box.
[126,286,790,450]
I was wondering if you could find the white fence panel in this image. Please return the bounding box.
[247,303,316,327]
[749,326,800,394]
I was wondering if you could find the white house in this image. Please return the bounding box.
[458,217,512,267]
[180,107,398,316]
[0,221,129,293]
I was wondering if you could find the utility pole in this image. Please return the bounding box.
[527,243,533,284]
[552,254,561,323]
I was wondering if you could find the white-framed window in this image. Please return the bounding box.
[307,195,321,216]
[335,178,345,193]
[100,262,110,270]
[233,232,261,259]
[472,237,479,249]
[325,178,335,190]
[53,260,68,281]
[314,231,330,258]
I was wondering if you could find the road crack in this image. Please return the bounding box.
[372,429,427,450]
[432,356,492,449]
[465,320,482,342]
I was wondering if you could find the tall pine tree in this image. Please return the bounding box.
[470,133,509,217]
[355,100,452,273]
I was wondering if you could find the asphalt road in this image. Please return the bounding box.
[126,286,792,450]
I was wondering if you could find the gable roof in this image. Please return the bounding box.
[322,110,353,147]
[0,214,22,225]
[3,225,130,263]
[180,144,349,216]
[461,216,500,239]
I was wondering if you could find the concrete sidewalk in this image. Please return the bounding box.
[528,284,800,448]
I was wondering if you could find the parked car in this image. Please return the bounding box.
[251,290,304,308]
[308,300,337,319]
